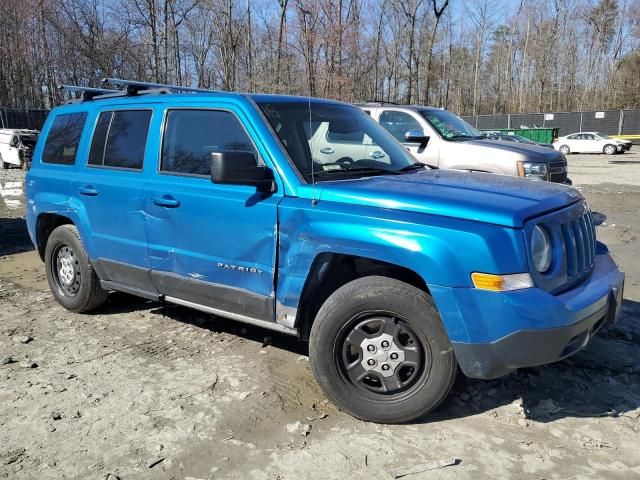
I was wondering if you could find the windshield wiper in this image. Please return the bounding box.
[447,134,484,140]
[311,166,400,177]
[397,163,425,173]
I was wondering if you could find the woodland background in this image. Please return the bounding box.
[0,0,639,115]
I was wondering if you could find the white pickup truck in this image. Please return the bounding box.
[0,129,39,169]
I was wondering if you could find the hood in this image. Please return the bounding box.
[317,169,582,228]
[454,138,564,162]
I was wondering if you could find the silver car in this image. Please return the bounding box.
[357,103,570,184]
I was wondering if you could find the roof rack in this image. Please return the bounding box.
[58,78,221,103]
[359,100,400,106]
[102,78,220,95]
[58,85,117,102]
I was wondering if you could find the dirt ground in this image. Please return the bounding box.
[1,152,639,480]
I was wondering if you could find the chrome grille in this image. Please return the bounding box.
[548,160,568,183]
[560,210,596,279]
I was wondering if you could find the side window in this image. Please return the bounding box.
[42,112,87,165]
[88,110,152,170]
[378,110,422,143]
[161,110,258,176]
[583,134,594,140]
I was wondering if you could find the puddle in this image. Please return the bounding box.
[0,180,24,209]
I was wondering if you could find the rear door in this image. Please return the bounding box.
[308,122,384,165]
[71,107,154,289]
[145,105,281,321]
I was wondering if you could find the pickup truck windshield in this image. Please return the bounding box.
[419,109,483,140]
[256,100,421,182]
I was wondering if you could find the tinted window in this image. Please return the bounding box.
[42,112,87,165]
[379,110,422,142]
[161,110,257,176]
[89,110,151,170]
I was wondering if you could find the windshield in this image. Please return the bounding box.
[595,132,611,139]
[256,100,422,182]
[418,109,482,140]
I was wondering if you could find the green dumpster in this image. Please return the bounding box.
[480,128,559,144]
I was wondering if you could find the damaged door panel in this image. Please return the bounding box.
[145,106,281,321]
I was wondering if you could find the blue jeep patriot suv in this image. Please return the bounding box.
[26,80,624,423]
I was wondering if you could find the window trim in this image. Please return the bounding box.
[86,107,154,172]
[157,107,262,180]
[42,112,88,166]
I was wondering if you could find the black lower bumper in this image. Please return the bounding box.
[452,286,623,380]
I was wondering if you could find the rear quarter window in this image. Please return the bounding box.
[42,112,88,165]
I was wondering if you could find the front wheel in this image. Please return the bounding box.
[603,144,617,155]
[309,276,457,423]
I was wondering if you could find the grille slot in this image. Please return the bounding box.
[548,160,568,183]
[561,211,596,280]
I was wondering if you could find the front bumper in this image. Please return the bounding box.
[432,251,625,379]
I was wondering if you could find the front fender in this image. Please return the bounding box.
[276,197,528,320]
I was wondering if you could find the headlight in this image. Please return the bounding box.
[531,225,552,273]
[517,161,548,180]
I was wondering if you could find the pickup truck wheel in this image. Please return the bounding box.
[309,276,456,423]
[603,144,617,155]
[45,225,109,312]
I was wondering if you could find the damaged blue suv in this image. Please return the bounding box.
[26,79,624,423]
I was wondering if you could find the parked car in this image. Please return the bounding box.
[356,103,569,184]
[553,132,632,155]
[484,132,555,149]
[0,128,39,169]
[27,80,624,423]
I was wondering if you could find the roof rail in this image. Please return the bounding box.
[360,99,400,106]
[58,78,222,104]
[58,85,117,102]
[102,78,220,95]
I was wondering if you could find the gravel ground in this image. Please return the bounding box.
[1,155,639,480]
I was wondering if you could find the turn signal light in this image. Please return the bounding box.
[471,272,533,292]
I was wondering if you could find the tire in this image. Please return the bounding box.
[44,224,109,312]
[559,145,570,155]
[309,276,457,423]
[603,144,617,155]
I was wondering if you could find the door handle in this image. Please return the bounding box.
[319,147,334,154]
[78,185,99,196]
[152,196,180,208]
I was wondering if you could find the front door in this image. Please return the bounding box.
[377,109,438,167]
[145,106,281,321]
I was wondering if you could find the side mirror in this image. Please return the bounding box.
[404,129,430,146]
[210,151,274,193]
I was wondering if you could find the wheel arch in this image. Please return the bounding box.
[295,253,430,340]
[35,213,75,261]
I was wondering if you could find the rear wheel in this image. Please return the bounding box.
[309,276,457,423]
[603,144,617,155]
[45,225,109,312]
[559,145,570,155]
